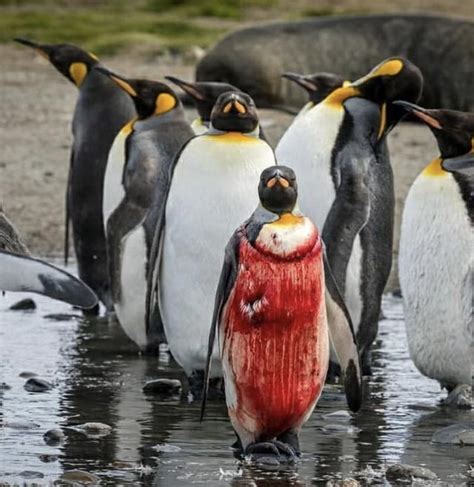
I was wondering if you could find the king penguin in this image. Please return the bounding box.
[14,38,135,314]
[281,71,346,120]
[164,77,240,135]
[147,91,276,396]
[395,101,473,408]
[97,69,193,353]
[202,165,362,464]
[276,57,423,376]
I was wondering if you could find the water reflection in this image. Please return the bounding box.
[0,289,472,485]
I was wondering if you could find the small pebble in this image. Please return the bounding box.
[385,463,437,482]
[20,471,44,479]
[391,288,402,298]
[56,470,99,485]
[143,378,182,395]
[24,377,53,392]
[0,382,11,390]
[151,443,182,453]
[19,371,38,379]
[39,454,59,463]
[70,422,112,438]
[10,298,36,310]
[326,479,360,487]
[44,429,64,446]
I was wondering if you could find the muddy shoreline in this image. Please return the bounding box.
[0,44,438,289]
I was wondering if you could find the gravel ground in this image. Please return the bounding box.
[0,43,438,289]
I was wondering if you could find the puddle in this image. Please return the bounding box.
[0,269,472,485]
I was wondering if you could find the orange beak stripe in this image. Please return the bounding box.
[267,176,289,188]
[413,110,442,129]
[234,100,247,114]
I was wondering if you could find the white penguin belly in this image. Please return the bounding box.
[115,224,148,350]
[344,236,363,333]
[276,104,343,229]
[399,170,473,387]
[160,135,276,376]
[103,127,129,227]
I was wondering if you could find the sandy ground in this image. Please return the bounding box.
[0,43,438,289]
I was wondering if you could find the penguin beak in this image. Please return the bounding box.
[392,100,443,129]
[267,172,290,188]
[282,72,318,92]
[165,76,204,101]
[222,99,247,114]
[95,67,137,97]
[14,37,51,60]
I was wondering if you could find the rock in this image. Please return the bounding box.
[151,443,182,453]
[432,423,474,446]
[10,298,36,310]
[24,377,53,392]
[0,382,11,390]
[385,464,437,482]
[326,479,360,487]
[19,371,38,378]
[143,378,182,395]
[56,470,99,485]
[43,428,64,445]
[43,313,81,321]
[70,422,112,438]
[20,471,44,479]
[197,14,474,112]
[39,454,59,462]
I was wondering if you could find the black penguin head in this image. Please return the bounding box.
[210,91,259,133]
[282,71,346,104]
[393,101,474,160]
[165,76,240,122]
[96,68,179,120]
[258,166,298,215]
[14,38,99,87]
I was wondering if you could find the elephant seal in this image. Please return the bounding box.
[196,14,473,112]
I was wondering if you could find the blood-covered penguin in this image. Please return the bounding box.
[202,165,362,463]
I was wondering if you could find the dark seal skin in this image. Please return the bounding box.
[15,38,136,315]
[196,14,473,112]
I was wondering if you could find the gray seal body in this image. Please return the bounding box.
[197,14,473,111]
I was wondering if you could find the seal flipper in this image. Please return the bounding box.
[324,250,363,412]
[200,229,241,421]
[0,249,97,308]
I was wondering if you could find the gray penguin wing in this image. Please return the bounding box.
[64,147,74,266]
[106,198,147,303]
[200,229,241,421]
[322,144,371,294]
[145,137,196,333]
[0,249,97,308]
[323,248,363,412]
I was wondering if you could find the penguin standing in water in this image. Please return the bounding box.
[14,38,135,314]
[202,166,362,463]
[97,69,193,352]
[395,102,473,408]
[281,71,346,120]
[276,57,423,376]
[147,91,276,396]
[164,77,240,135]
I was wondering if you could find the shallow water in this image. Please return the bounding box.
[0,274,473,486]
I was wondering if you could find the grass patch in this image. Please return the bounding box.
[0,7,226,54]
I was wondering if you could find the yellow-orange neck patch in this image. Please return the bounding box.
[69,62,88,87]
[120,117,137,136]
[323,86,360,108]
[206,132,258,143]
[422,158,447,178]
[269,213,304,227]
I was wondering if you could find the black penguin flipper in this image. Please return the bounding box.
[323,249,363,412]
[64,148,74,266]
[106,199,147,304]
[0,249,97,308]
[145,137,196,334]
[201,230,241,422]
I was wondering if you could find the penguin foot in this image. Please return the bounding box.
[245,440,297,465]
[444,385,472,409]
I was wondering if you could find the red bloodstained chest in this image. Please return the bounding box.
[221,223,328,440]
